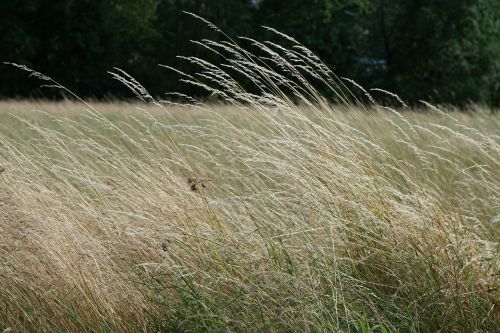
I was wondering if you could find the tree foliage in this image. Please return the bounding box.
[1,0,498,105]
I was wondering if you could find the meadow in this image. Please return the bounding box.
[0,30,499,332]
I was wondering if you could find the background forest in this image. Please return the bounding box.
[1,0,499,106]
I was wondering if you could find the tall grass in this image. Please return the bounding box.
[0,22,499,332]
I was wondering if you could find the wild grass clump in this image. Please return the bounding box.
[0,20,499,332]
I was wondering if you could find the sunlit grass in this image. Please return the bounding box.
[0,99,498,332]
[0,20,499,331]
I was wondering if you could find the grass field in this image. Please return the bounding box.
[1,27,499,332]
[0,99,498,332]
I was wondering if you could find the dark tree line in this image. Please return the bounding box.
[1,0,499,106]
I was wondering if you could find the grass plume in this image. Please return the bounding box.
[0,23,499,332]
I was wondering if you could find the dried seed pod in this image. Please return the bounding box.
[160,238,171,251]
[103,178,117,190]
[187,177,211,192]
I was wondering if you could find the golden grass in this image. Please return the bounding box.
[1,21,499,331]
[0,99,498,332]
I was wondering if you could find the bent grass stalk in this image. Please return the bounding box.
[0,19,499,332]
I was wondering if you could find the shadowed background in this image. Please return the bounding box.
[1,0,499,106]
